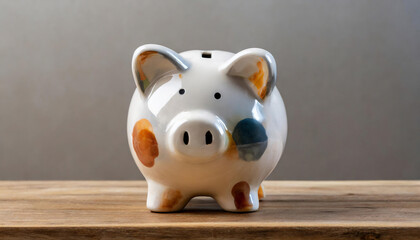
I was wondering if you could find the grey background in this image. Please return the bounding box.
[0,0,419,180]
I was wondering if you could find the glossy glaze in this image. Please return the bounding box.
[127,44,287,212]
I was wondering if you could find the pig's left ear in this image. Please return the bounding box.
[132,44,190,95]
[220,48,276,100]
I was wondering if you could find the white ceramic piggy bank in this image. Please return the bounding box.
[127,44,287,212]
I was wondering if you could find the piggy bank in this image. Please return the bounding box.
[127,44,287,212]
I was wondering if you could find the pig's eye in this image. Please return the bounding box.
[179,89,185,95]
[214,92,221,99]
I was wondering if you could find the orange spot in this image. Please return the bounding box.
[248,58,268,99]
[231,181,253,210]
[136,51,158,81]
[132,119,159,168]
[179,73,182,78]
[161,189,183,210]
[258,185,265,200]
[134,119,153,132]
[225,130,238,159]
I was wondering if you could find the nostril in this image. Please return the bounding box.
[205,131,213,145]
[183,131,189,145]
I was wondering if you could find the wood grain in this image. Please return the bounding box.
[0,181,419,239]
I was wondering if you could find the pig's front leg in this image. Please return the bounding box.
[146,180,190,212]
[214,181,259,212]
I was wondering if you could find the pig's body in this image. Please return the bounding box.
[128,45,287,212]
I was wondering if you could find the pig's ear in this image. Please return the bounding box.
[132,44,190,95]
[220,48,276,100]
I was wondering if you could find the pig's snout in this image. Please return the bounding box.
[167,111,228,162]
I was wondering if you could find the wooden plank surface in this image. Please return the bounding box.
[0,181,419,239]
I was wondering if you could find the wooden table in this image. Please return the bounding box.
[0,181,419,239]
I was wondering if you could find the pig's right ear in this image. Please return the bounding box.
[132,44,190,95]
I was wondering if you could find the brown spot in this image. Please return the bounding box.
[225,130,238,159]
[132,119,159,168]
[179,73,182,78]
[161,189,183,210]
[231,181,253,210]
[258,185,265,200]
[248,58,268,99]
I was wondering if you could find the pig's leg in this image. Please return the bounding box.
[215,181,259,212]
[146,180,190,212]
